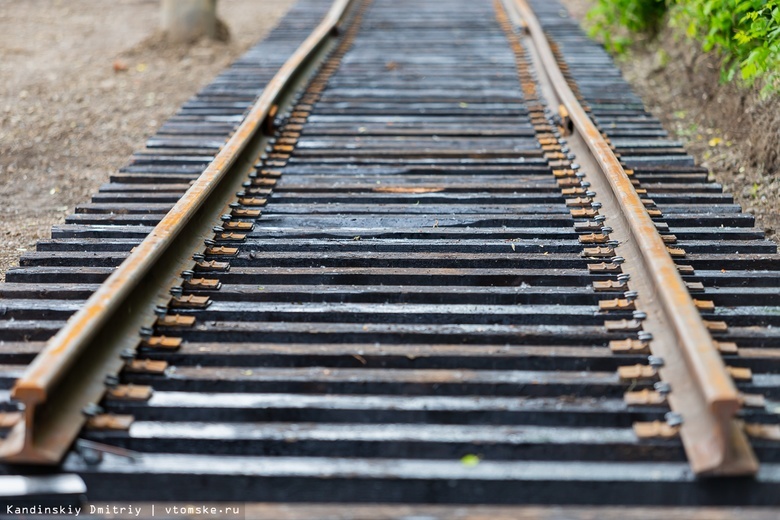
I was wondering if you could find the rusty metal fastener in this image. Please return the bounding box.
[156,314,196,328]
[618,364,657,381]
[170,294,211,310]
[744,424,780,441]
[694,300,716,311]
[625,389,667,406]
[107,385,153,402]
[194,259,231,272]
[85,414,134,431]
[581,246,614,258]
[740,394,766,408]
[634,421,680,439]
[715,341,738,354]
[609,338,650,354]
[579,233,608,244]
[213,232,247,242]
[599,298,636,311]
[142,336,183,350]
[571,208,599,218]
[593,280,627,292]
[184,278,222,290]
[605,319,644,332]
[587,262,621,273]
[727,366,752,381]
[222,221,254,231]
[124,360,168,374]
[705,321,728,333]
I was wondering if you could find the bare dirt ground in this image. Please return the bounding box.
[561,0,780,244]
[0,0,295,281]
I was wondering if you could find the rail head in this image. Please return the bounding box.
[0,0,356,465]
[509,0,757,475]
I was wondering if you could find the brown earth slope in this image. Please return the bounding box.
[0,0,296,281]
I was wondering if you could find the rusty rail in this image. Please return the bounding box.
[0,0,357,464]
[508,0,758,475]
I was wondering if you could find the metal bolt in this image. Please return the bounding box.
[221,214,232,222]
[180,270,194,281]
[139,327,154,340]
[585,191,597,198]
[606,240,619,247]
[575,171,586,179]
[242,181,251,188]
[192,253,205,262]
[154,306,168,317]
[580,181,591,188]
[204,239,216,247]
[611,256,625,265]
[212,226,225,233]
[654,381,672,395]
[561,146,570,154]
[82,403,104,418]
[601,227,613,236]
[558,138,567,145]
[235,190,247,198]
[591,202,602,210]
[624,290,638,301]
[104,374,120,388]
[594,215,606,223]
[120,349,136,362]
[229,202,240,209]
[617,274,631,283]
[571,163,580,170]
[665,412,684,427]
[170,286,184,297]
[80,445,103,466]
[648,355,665,368]
[633,310,648,321]
[638,331,654,342]
[566,153,576,160]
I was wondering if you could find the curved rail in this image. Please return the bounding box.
[509,0,758,475]
[0,0,357,464]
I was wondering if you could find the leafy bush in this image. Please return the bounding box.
[587,0,780,93]
[586,0,668,53]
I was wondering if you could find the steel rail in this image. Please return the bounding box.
[0,0,356,464]
[509,0,759,475]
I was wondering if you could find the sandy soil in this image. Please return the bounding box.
[561,0,780,243]
[0,0,296,281]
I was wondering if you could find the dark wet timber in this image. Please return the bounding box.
[1,0,780,510]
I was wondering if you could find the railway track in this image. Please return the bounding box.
[2,0,780,512]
